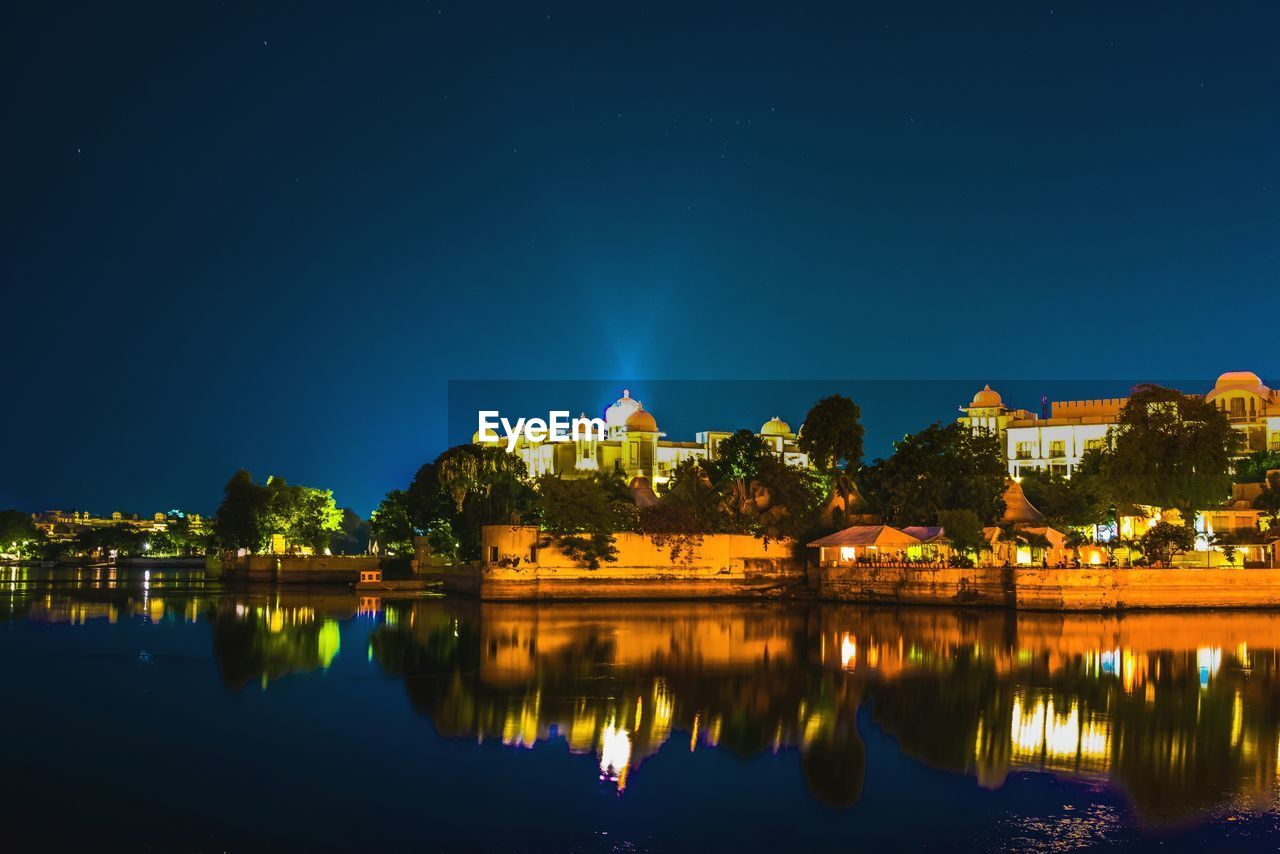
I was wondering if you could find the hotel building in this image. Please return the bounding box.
[960,371,1280,480]
[476,388,809,487]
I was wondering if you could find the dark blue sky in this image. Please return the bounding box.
[4,1,1277,516]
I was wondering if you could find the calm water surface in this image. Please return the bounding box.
[4,567,1280,851]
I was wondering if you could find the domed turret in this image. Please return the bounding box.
[760,416,792,436]
[970,385,1003,408]
[1208,371,1267,399]
[624,405,658,433]
[604,388,642,432]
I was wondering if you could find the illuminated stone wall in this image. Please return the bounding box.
[818,565,1280,610]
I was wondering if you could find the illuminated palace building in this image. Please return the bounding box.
[960,371,1280,480]
[478,389,809,487]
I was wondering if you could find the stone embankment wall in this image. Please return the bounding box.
[225,554,379,582]
[817,566,1280,610]
[1015,568,1280,610]
[442,562,806,600]
[441,526,805,600]
[816,566,1016,607]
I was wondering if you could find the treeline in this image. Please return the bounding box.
[0,471,370,562]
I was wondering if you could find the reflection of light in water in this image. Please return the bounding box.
[650,679,674,745]
[1011,695,1110,767]
[1232,692,1243,747]
[599,717,632,792]
[1197,646,1222,688]
[689,713,699,752]
[801,710,827,749]
[569,704,597,754]
[317,621,340,668]
[840,633,856,669]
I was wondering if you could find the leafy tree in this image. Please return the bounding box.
[660,459,729,532]
[262,477,342,552]
[0,509,42,558]
[713,429,775,483]
[936,508,986,556]
[162,511,213,557]
[214,470,269,551]
[1019,467,1110,530]
[213,471,341,553]
[1137,521,1197,565]
[74,524,146,559]
[797,394,865,472]
[1256,472,1280,520]
[1210,533,1239,566]
[427,445,535,560]
[749,456,829,540]
[860,423,1007,526]
[1097,384,1239,525]
[535,474,636,569]
[330,508,371,555]
[370,490,416,556]
[1236,450,1280,483]
[435,445,530,516]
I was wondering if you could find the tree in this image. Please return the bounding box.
[1019,467,1110,530]
[1256,472,1280,520]
[287,485,343,553]
[749,456,829,540]
[164,511,213,557]
[1097,384,1239,525]
[435,445,530,516]
[213,471,342,553]
[535,474,636,569]
[860,423,1007,526]
[660,459,728,532]
[370,490,416,556]
[261,477,343,553]
[330,509,371,555]
[427,445,536,560]
[214,470,269,551]
[713,429,774,483]
[1137,521,1197,565]
[0,509,42,558]
[1235,450,1280,483]
[936,508,986,557]
[797,394,865,472]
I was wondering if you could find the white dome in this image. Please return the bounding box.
[603,388,642,430]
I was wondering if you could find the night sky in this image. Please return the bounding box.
[4,1,1278,516]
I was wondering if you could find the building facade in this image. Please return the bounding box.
[478,388,810,488]
[960,371,1280,480]
[32,509,205,542]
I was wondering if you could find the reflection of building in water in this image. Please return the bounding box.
[369,601,864,800]
[209,597,354,691]
[821,606,1280,822]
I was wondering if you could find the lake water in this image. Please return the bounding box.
[4,567,1280,851]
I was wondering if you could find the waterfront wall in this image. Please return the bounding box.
[1015,567,1280,610]
[442,526,805,600]
[816,565,1015,607]
[225,554,379,582]
[817,566,1280,611]
[442,562,806,600]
